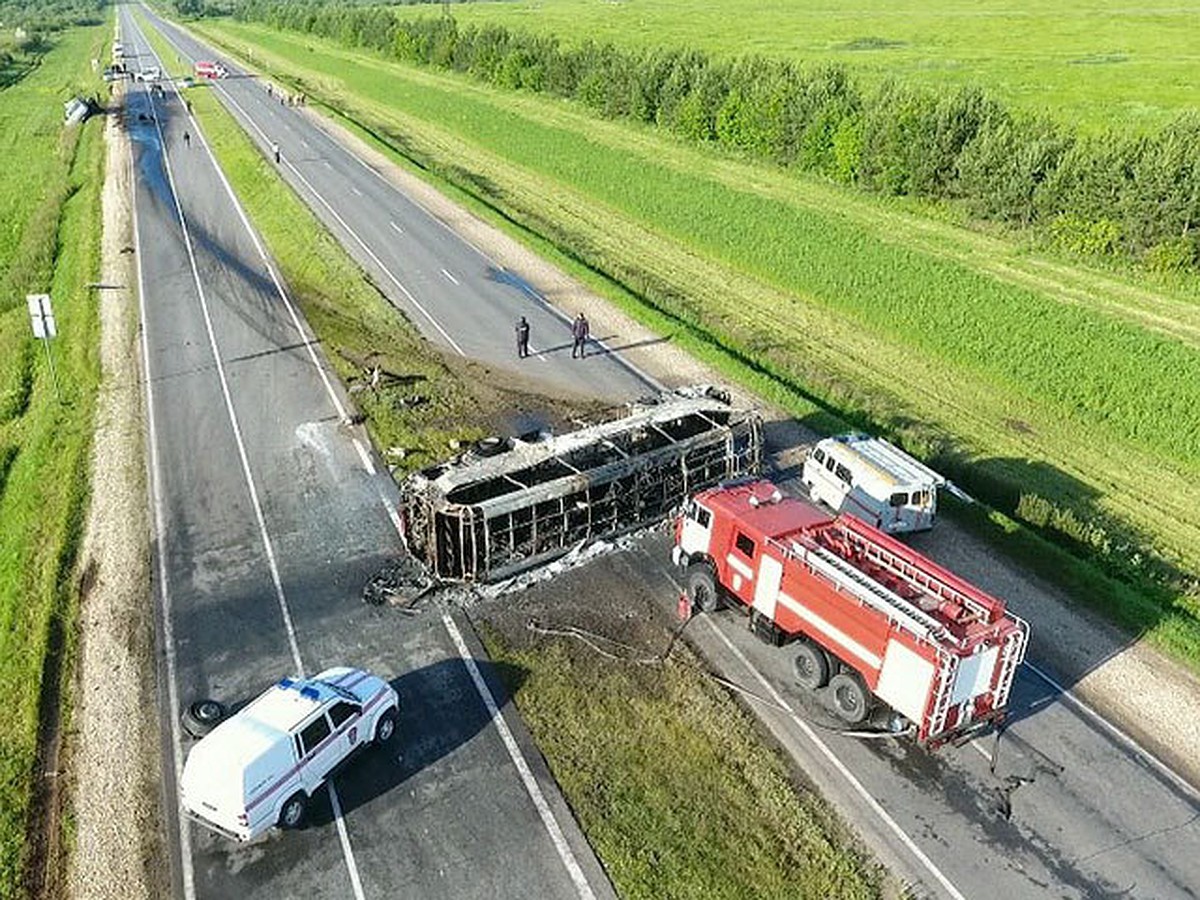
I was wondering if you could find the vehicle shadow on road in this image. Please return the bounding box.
[304,657,529,826]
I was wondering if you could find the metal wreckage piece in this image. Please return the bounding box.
[400,386,763,582]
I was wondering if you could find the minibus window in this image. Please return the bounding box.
[813,448,825,463]
[835,463,853,485]
[913,490,930,507]
[889,492,908,507]
[825,457,836,473]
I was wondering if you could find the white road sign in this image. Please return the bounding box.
[27,294,56,339]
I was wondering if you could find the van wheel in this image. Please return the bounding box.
[374,708,398,745]
[793,642,831,691]
[828,673,871,725]
[686,564,719,614]
[278,792,307,830]
[182,699,227,738]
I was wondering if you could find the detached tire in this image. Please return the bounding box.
[182,699,227,738]
[793,642,831,691]
[373,708,398,746]
[686,563,719,614]
[278,792,307,830]
[828,673,871,725]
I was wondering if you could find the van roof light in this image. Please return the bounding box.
[278,677,295,689]
[300,685,321,701]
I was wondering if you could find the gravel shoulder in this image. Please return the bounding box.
[65,94,166,900]
[305,104,1200,793]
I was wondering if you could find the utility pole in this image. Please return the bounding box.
[27,294,62,404]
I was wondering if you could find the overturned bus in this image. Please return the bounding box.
[400,387,762,582]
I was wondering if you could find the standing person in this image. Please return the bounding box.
[571,312,589,359]
[272,141,280,164]
[267,83,272,97]
[183,130,190,148]
[515,316,531,359]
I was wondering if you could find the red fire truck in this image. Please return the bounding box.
[194,60,227,80]
[672,480,1028,746]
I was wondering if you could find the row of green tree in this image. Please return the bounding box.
[232,2,1200,271]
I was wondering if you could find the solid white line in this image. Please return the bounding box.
[1021,660,1200,802]
[351,185,362,197]
[130,87,197,900]
[139,20,306,676]
[210,83,467,356]
[440,268,459,285]
[698,616,968,900]
[352,437,376,475]
[442,614,597,900]
[388,220,403,235]
[329,783,367,900]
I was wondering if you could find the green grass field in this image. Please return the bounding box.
[0,20,107,896]
[138,14,888,892]
[195,18,1200,666]
[425,0,1200,132]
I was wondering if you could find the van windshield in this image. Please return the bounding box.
[317,681,360,703]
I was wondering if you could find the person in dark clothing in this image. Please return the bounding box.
[515,316,531,359]
[571,312,589,358]
[183,130,190,148]
[272,141,280,164]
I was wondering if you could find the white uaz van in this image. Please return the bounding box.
[802,434,946,533]
[180,667,399,841]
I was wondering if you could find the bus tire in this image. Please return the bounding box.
[793,642,831,691]
[829,672,871,725]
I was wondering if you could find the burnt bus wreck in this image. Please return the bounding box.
[401,388,762,582]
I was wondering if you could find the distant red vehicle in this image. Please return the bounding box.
[194,60,226,80]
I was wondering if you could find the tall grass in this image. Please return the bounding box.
[0,20,107,895]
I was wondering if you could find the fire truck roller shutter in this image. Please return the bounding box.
[874,640,937,725]
[752,554,783,619]
[950,644,1000,706]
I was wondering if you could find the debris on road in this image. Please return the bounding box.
[400,386,762,582]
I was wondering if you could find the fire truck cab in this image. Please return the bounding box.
[673,480,1027,746]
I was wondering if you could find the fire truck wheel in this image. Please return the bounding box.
[792,642,831,691]
[828,673,871,725]
[686,564,719,614]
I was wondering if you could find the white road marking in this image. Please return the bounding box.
[442,614,597,900]
[323,159,333,169]
[131,112,197,900]
[697,615,968,900]
[208,80,467,356]
[352,437,376,475]
[388,220,403,235]
[351,185,363,197]
[135,15,369,899]
[440,268,459,285]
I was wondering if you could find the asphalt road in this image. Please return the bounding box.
[139,6,657,403]
[119,8,614,900]
[124,8,1200,900]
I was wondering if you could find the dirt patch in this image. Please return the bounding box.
[65,92,166,900]
[307,105,1200,792]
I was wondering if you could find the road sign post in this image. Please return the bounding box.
[27,294,62,404]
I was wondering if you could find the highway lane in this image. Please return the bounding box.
[120,8,613,899]
[128,9,1200,899]
[141,5,657,403]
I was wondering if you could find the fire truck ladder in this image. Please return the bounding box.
[847,531,996,626]
[991,614,1029,712]
[926,649,960,739]
[794,539,952,644]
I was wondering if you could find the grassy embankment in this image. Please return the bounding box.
[0,20,108,897]
[192,20,1200,669]
[137,15,888,895]
[437,0,1197,133]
